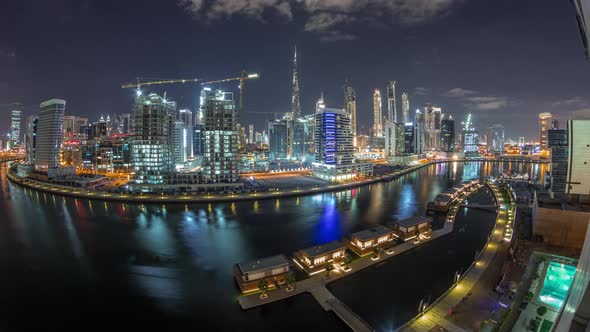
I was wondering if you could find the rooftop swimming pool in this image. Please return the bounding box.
[538,261,576,309]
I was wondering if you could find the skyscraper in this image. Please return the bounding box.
[35,99,66,170]
[312,106,372,181]
[373,89,383,137]
[539,112,553,149]
[248,124,254,144]
[344,80,357,137]
[565,119,590,195]
[440,114,455,152]
[25,115,38,164]
[202,90,239,184]
[403,122,415,154]
[486,124,505,153]
[131,93,176,184]
[62,115,76,138]
[548,127,568,193]
[10,103,22,145]
[174,120,189,165]
[268,117,289,160]
[461,113,479,155]
[291,46,301,118]
[401,92,409,124]
[179,109,194,159]
[386,81,397,123]
[414,109,425,154]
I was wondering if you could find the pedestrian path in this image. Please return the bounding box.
[398,182,509,332]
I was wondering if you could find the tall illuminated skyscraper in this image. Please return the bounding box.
[10,103,22,145]
[539,112,553,149]
[414,109,425,154]
[486,124,505,153]
[202,90,239,184]
[440,114,455,152]
[373,89,383,137]
[344,80,357,137]
[401,92,409,123]
[179,109,194,159]
[291,46,301,118]
[36,99,66,170]
[386,81,397,123]
[248,124,254,144]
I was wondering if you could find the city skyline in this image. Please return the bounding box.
[1,0,589,141]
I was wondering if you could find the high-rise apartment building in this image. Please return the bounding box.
[373,89,383,137]
[268,117,289,160]
[386,81,397,123]
[313,106,372,181]
[10,103,22,145]
[248,124,254,144]
[486,124,505,153]
[344,81,357,137]
[131,93,176,184]
[24,115,38,164]
[202,90,239,184]
[62,115,76,138]
[174,120,189,165]
[565,119,590,195]
[401,92,409,124]
[35,99,66,170]
[403,122,415,154]
[539,112,553,149]
[548,127,568,193]
[179,109,194,159]
[193,123,205,157]
[291,115,315,162]
[440,114,455,152]
[423,104,442,150]
[414,109,425,154]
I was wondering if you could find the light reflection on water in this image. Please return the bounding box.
[0,161,548,330]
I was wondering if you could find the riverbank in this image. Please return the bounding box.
[4,158,546,204]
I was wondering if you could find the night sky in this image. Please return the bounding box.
[1,0,589,141]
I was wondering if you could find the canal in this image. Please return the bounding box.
[0,161,546,331]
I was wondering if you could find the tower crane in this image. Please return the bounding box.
[121,78,201,90]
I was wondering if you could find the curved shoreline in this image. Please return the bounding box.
[4,158,546,204]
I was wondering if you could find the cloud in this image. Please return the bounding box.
[443,87,476,98]
[179,0,293,21]
[414,87,431,95]
[178,0,462,41]
[552,97,586,107]
[465,96,508,110]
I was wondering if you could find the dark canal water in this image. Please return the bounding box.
[0,161,546,331]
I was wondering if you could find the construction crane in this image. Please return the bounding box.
[121,78,201,90]
[200,70,260,118]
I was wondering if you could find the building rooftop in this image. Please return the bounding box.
[236,254,290,275]
[392,216,432,228]
[299,241,345,258]
[350,225,393,242]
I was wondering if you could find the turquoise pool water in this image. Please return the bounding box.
[538,261,576,309]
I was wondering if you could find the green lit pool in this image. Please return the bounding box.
[538,261,576,309]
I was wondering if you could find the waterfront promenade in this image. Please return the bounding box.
[238,184,486,331]
[4,158,546,204]
[397,181,512,332]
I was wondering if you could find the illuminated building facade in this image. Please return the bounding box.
[25,115,38,164]
[548,127,568,193]
[10,103,22,145]
[344,81,357,137]
[131,93,176,184]
[35,99,66,170]
[373,89,383,137]
[440,114,455,152]
[539,112,552,149]
[401,92,409,124]
[486,124,505,153]
[565,119,590,196]
[202,90,240,184]
[387,81,397,123]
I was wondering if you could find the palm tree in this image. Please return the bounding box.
[373,247,381,259]
[285,273,296,291]
[325,263,334,278]
[343,255,352,269]
[258,280,269,298]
